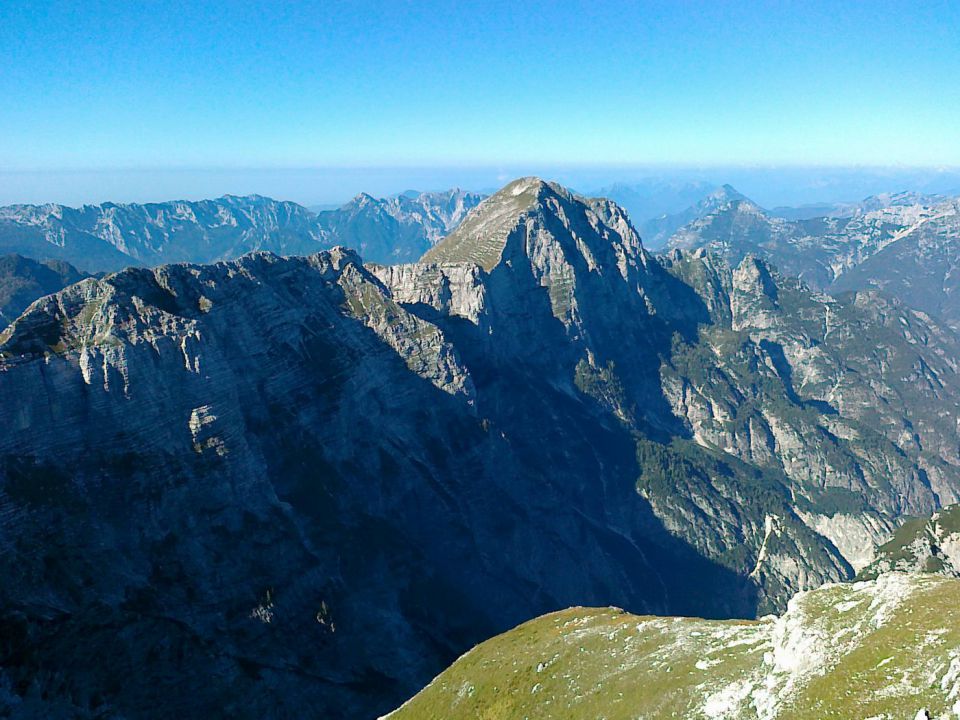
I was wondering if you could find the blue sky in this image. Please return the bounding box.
[1,0,959,203]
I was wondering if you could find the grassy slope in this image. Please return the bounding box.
[389,574,960,719]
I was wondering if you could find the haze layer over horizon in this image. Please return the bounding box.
[3,0,959,203]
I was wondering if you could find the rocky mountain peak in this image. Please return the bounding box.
[678,185,761,221]
[498,175,558,198]
[351,192,378,206]
[709,185,764,213]
[421,177,644,273]
[387,179,682,435]
[421,177,551,270]
[710,183,748,203]
[665,187,781,257]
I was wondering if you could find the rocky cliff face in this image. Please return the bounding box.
[0,248,495,718]
[0,243,751,718]
[388,573,960,720]
[2,178,960,717]
[659,248,960,571]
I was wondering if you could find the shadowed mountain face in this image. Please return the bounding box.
[662,188,960,330]
[0,190,482,273]
[0,246,751,719]
[1,178,960,717]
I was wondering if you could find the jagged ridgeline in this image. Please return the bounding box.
[664,185,960,331]
[0,189,483,272]
[1,177,959,718]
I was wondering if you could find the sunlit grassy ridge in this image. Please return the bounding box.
[388,574,960,719]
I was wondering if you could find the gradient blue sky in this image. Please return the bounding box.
[1,0,958,203]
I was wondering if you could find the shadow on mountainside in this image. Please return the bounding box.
[0,253,759,720]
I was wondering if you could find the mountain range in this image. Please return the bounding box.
[0,189,483,273]
[662,185,960,331]
[586,180,716,246]
[315,188,483,263]
[2,177,960,717]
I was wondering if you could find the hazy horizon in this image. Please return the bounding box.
[2,164,960,211]
[3,0,959,207]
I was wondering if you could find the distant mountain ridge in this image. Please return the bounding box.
[0,195,326,272]
[588,179,717,248]
[768,191,948,221]
[661,186,960,329]
[0,189,483,272]
[639,184,753,248]
[316,188,484,263]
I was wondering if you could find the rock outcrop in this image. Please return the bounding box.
[859,504,960,579]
